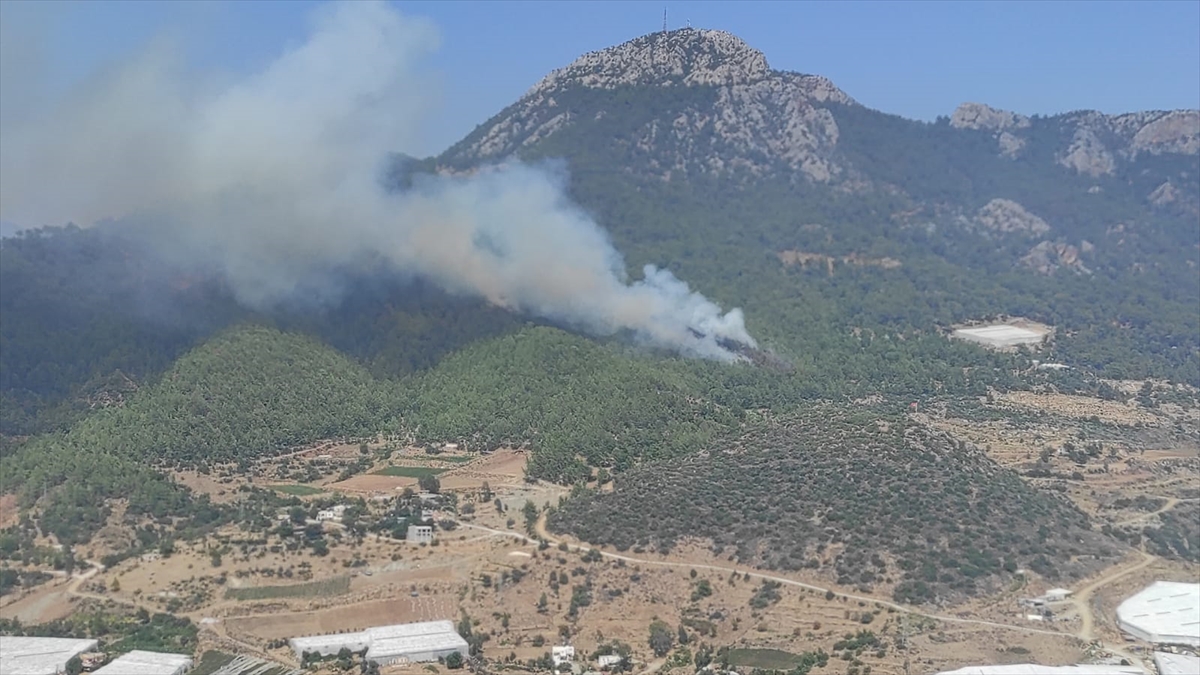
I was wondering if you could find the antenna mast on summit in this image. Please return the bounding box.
[662,6,668,32]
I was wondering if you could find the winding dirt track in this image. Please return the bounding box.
[460,517,1074,640]
[1113,496,1199,528]
[1065,549,1159,666]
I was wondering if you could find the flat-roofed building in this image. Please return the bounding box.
[407,524,434,544]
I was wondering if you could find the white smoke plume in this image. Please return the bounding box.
[0,1,756,360]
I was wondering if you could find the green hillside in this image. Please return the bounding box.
[548,407,1119,604]
[407,326,741,482]
[0,325,400,542]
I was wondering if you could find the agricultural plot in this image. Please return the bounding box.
[192,652,302,675]
[224,574,350,601]
[373,466,446,478]
[268,484,325,496]
[726,648,812,670]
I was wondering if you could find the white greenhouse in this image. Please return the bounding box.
[1154,651,1200,675]
[0,636,99,675]
[289,619,468,666]
[1115,581,1200,646]
[92,650,193,675]
[937,665,1146,675]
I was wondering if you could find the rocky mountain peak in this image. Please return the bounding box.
[950,103,1031,132]
[443,29,857,181]
[531,28,772,92]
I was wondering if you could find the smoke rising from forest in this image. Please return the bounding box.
[0,1,756,360]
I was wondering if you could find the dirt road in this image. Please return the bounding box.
[461,518,1073,640]
[1063,549,1160,668]
[65,561,145,609]
[1113,496,1198,528]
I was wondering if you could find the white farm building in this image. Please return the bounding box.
[92,650,193,675]
[0,636,99,675]
[951,324,1047,350]
[288,620,468,666]
[1115,581,1200,646]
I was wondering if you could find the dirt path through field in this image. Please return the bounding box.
[469,518,1072,640]
[1113,497,1199,527]
[1067,550,1158,648]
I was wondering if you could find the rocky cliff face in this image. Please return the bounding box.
[441,29,857,181]
[951,103,1200,176]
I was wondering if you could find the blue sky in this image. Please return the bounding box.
[3,0,1198,157]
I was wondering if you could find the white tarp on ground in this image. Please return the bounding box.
[0,636,99,675]
[1116,581,1200,646]
[92,650,194,675]
[937,665,1146,675]
[1154,651,1200,675]
[951,324,1045,349]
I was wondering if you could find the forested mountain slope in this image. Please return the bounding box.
[435,28,1200,385]
[0,27,1196,552]
[548,408,1120,605]
[0,326,400,542]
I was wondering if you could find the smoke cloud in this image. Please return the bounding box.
[0,1,756,360]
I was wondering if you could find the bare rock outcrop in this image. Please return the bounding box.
[1054,110,1198,175]
[951,103,1031,157]
[974,199,1052,236]
[949,103,1198,173]
[442,29,857,181]
[1021,240,1092,275]
[531,28,772,90]
[950,103,1031,132]
[1149,181,1179,207]
[1059,126,1117,177]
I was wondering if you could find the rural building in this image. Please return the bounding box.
[1154,651,1200,675]
[552,646,575,666]
[937,664,1146,674]
[950,323,1048,350]
[92,650,194,675]
[1020,587,1072,607]
[597,655,623,669]
[0,636,99,675]
[407,525,434,544]
[1116,581,1200,646]
[288,620,468,666]
[317,504,348,522]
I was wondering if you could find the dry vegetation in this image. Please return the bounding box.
[549,409,1120,605]
[5,391,1197,675]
